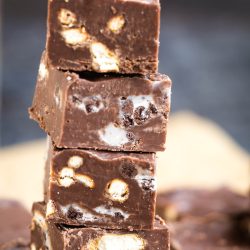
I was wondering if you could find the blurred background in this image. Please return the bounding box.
[1,0,250,151]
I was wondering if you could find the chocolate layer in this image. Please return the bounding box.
[44,141,156,230]
[31,202,170,250]
[47,0,160,74]
[29,54,172,152]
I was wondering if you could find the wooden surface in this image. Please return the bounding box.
[0,112,249,210]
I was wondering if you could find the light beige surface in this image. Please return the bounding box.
[0,112,249,210]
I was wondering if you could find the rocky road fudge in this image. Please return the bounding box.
[30,54,172,152]
[47,0,161,74]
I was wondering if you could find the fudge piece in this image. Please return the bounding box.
[31,202,170,250]
[156,188,250,221]
[47,0,161,74]
[0,200,31,249]
[43,141,156,230]
[29,54,172,152]
[170,214,250,250]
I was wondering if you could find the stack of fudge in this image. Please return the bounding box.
[29,0,172,249]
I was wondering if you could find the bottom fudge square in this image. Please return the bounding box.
[44,141,156,230]
[31,202,170,250]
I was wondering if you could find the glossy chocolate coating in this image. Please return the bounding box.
[0,200,31,249]
[47,0,160,74]
[43,141,156,230]
[31,202,170,250]
[29,54,172,152]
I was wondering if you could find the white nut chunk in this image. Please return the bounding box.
[88,234,145,250]
[75,174,95,189]
[58,8,77,27]
[38,62,48,81]
[68,155,84,169]
[90,42,119,72]
[46,200,56,217]
[105,179,129,203]
[61,27,89,46]
[107,15,125,34]
[58,167,75,187]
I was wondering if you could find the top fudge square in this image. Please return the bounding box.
[47,0,160,74]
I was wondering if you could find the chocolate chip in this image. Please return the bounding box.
[126,132,135,142]
[115,212,124,219]
[123,114,134,127]
[120,162,138,178]
[67,207,82,220]
[149,103,158,114]
[86,104,94,113]
[134,106,150,125]
[141,178,154,191]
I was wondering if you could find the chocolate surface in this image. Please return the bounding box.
[0,200,30,249]
[47,0,160,74]
[157,188,250,221]
[31,202,170,250]
[29,54,172,152]
[170,215,250,250]
[43,141,156,230]
[156,188,250,250]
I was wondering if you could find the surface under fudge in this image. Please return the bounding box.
[31,202,170,250]
[43,141,156,230]
[170,214,250,250]
[156,188,250,221]
[29,54,172,152]
[0,200,31,250]
[47,0,160,74]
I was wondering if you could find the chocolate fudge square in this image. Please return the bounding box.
[157,188,250,221]
[29,54,172,152]
[31,202,170,250]
[43,140,156,230]
[47,0,161,74]
[170,214,250,250]
[0,200,31,250]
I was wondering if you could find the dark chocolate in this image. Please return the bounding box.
[43,140,156,230]
[31,202,170,250]
[0,200,31,249]
[29,54,172,152]
[47,0,160,74]
[157,188,250,221]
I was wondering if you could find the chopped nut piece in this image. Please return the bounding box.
[58,167,75,187]
[89,234,145,250]
[107,15,125,34]
[46,200,56,217]
[90,42,119,72]
[61,27,89,46]
[58,9,77,27]
[75,174,95,189]
[38,62,48,81]
[105,179,129,203]
[68,155,84,169]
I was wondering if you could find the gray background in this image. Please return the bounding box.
[1,0,250,151]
